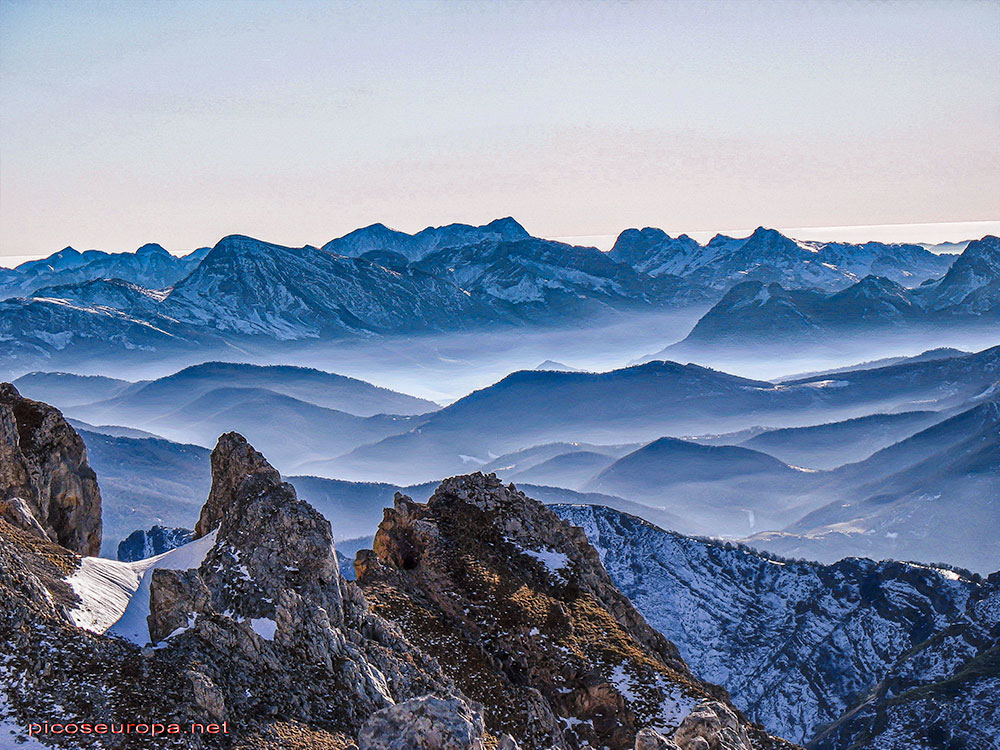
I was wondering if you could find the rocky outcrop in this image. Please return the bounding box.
[356,473,791,750]
[0,381,101,555]
[674,702,752,750]
[117,525,194,562]
[193,432,279,538]
[0,424,484,749]
[357,695,486,750]
[143,431,460,738]
[0,394,799,749]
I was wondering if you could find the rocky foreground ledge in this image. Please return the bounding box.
[0,383,796,749]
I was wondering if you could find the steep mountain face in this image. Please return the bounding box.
[117,525,194,562]
[166,234,510,340]
[609,226,954,291]
[665,282,827,347]
[413,237,701,315]
[26,277,172,317]
[323,217,530,261]
[0,383,101,555]
[685,228,848,292]
[915,234,1000,315]
[817,240,955,288]
[665,275,926,352]
[820,275,919,322]
[356,473,793,750]
[555,504,1000,749]
[0,289,226,372]
[658,237,996,356]
[811,643,1000,750]
[606,228,702,277]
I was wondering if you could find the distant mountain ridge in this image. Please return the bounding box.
[0,243,205,300]
[646,236,999,356]
[324,345,1000,485]
[322,216,529,261]
[1,221,985,375]
[609,225,956,291]
[14,363,437,476]
[751,399,1000,572]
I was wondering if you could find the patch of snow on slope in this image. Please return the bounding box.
[652,678,699,731]
[250,618,278,641]
[105,530,218,644]
[522,547,570,580]
[610,663,636,702]
[0,688,49,749]
[65,557,144,633]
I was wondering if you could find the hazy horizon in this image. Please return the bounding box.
[2,0,998,261]
[2,218,998,269]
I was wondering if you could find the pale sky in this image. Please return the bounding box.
[1,0,998,262]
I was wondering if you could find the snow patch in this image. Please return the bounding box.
[250,618,278,641]
[66,557,145,633]
[522,548,570,579]
[106,530,218,644]
[0,689,49,749]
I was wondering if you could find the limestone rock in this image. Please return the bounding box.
[635,727,681,750]
[194,430,280,538]
[148,431,456,737]
[674,701,752,750]
[357,695,486,750]
[357,472,773,750]
[0,382,101,555]
[148,568,211,643]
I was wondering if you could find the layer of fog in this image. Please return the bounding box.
[19,309,999,404]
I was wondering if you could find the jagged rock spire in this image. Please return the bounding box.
[193,431,280,538]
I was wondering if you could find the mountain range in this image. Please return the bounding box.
[13,362,436,474]
[319,345,1000,486]
[608,225,956,291]
[12,342,1000,571]
[652,235,999,357]
[4,382,995,748]
[3,221,995,377]
[749,399,1000,571]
